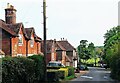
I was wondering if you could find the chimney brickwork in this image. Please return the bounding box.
[5,3,17,24]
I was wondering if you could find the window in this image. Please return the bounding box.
[30,37,34,47]
[18,34,23,46]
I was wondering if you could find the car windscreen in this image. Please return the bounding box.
[48,63,57,67]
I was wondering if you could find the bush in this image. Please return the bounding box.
[28,55,45,82]
[2,57,35,83]
[67,66,75,76]
[58,70,65,79]
[2,54,46,83]
[47,70,59,82]
[110,52,120,80]
[59,67,68,77]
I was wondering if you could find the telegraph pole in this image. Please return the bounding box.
[43,0,47,81]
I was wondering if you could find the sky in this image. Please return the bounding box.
[0,0,119,48]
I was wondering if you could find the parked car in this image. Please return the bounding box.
[47,61,65,67]
[78,65,86,70]
[101,64,108,69]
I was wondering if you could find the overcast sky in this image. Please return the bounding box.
[0,0,119,47]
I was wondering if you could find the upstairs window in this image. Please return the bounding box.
[30,37,34,47]
[18,34,23,46]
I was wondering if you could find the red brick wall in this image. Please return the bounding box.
[27,33,41,56]
[1,29,11,56]
[11,27,26,57]
[36,42,41,54]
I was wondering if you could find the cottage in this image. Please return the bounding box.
[42,39,78,67]
[0,4,42,57]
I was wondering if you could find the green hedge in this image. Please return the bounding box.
[110,52,120,80]
[47,70,60,82]
[47,66,75,81]
[67,66,75,76]
[28,55,45,82]
[2,57,35,83]
[2,55,45,83]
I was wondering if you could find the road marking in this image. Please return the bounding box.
[81,76,93,79]
[103,76,108,79]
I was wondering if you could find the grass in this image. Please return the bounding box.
[81,58,100,66]
[60,75,75,82]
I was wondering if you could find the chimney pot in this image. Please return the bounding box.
[5,3,16,24]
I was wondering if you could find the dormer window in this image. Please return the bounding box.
[18,34,23,46]
[30,37,34,47]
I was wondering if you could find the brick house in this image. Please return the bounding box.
[42,39,78,67]
[0,4,42,57]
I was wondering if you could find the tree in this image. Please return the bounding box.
[103,26,120,80]
[88,42,97,66]
[77,40,90,65]
[104,26,120,65]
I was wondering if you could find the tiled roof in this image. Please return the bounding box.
[57,40,75,51]
[7,23,29,39]
[43,40,75,52]
[25,27,42,42]
[25,27,34,39]
[42,39,76,62]
[0,19,17,36]
[56,41,66,51]
[0,19,41,42]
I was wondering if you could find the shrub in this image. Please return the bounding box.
[47,70,59,82]
[67,66,75,76]
[2,54,46,83]
[59,67,68,77]
[2,57,35,83]
[110,52,120,80]
[58,70,65,79]
[28,55,45,82]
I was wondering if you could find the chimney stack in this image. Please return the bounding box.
[5,3,17,24]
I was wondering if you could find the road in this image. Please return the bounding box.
[70,67,119,83]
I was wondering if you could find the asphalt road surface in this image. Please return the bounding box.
[70,67,119,83]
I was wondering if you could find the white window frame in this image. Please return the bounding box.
[18,34,23,46]
[30,37,34,47]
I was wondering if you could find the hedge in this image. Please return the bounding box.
[59,67,68,77]
[2,55,45,83]
[67,66,75,76]
[110,52,120,80]
[47,66,75,81]
[2,57,35,83]
[47,70,60,82]
[28,55,45,82]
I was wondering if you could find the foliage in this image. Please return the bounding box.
[28,55,45,82]
[2,57,35,83]
[59,67,68,77]
[64,75,75,80]
[67,66,75,76]
[47,66,75,81]
[104,26,120,80]
[47,70,59,82]
[110,52,120,80]
[2,55,46,83]
[77,40,90,64]
[77,40,101,66]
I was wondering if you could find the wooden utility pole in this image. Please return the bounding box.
[43,0,47,81]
